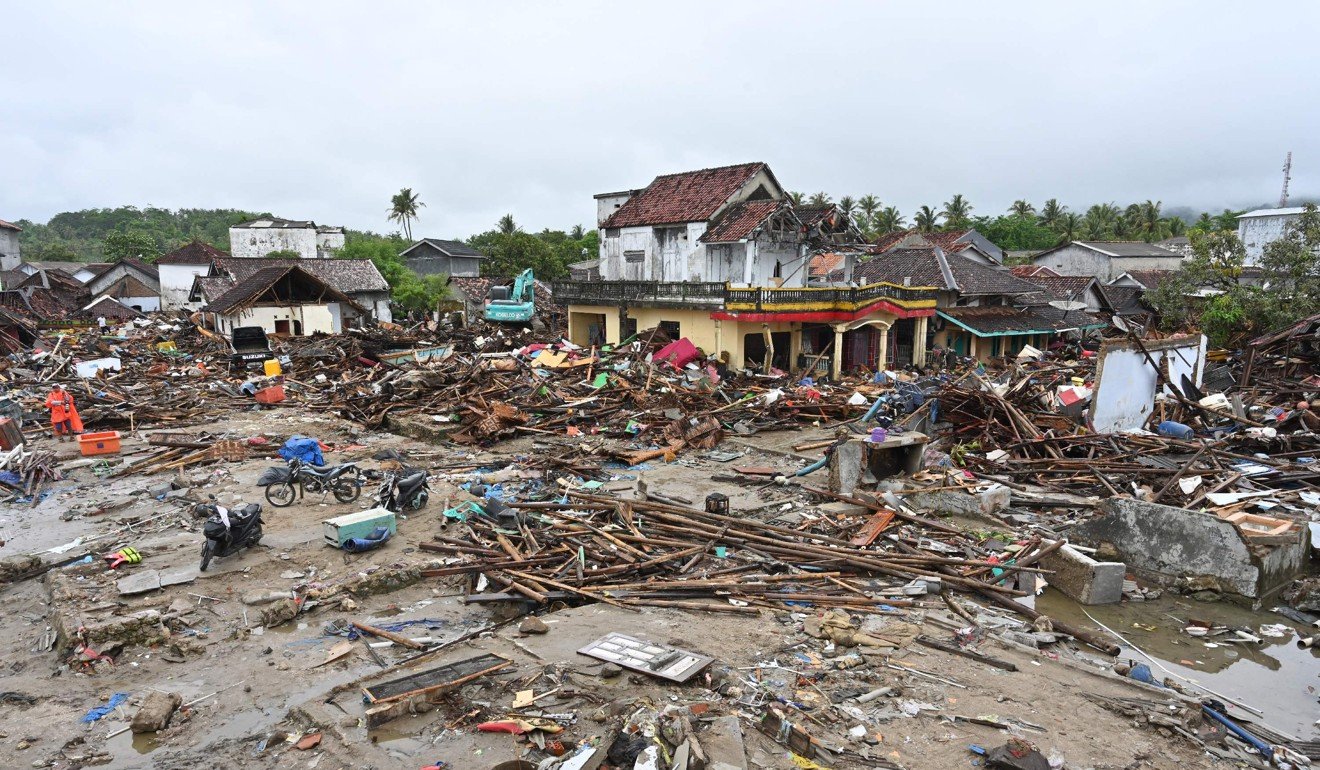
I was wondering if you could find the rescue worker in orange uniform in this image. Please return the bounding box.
[46,383,83,440]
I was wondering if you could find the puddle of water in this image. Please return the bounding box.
[369,714,430,754]
[1033,589,1320,738]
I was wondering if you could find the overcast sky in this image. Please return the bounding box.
[5,2,1318,236]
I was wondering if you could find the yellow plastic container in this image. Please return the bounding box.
[156,341,177,353]
[263,359,282,377]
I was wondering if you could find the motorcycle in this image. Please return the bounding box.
[264,458,363,507]
[197,500,264,571]
[375,468,430,512]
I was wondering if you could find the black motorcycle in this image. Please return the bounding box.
[197,501,264,571]
[264,458,363,507]
[375,468,430,512]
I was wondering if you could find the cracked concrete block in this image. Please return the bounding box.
[828,440,865,497]
[904,486,1010,517]
[1038,542,1124,605]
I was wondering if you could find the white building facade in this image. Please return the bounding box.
[229,218,345,260]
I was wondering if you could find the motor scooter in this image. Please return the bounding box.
[197,500,264,571]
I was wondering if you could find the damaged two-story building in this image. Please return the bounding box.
[557,163,938,377]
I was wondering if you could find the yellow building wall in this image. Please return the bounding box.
[569,305,806,369]
[566,305,621,347]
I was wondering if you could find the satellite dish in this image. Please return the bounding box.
[1049,300,1087,311]
[1111,315,1131,333]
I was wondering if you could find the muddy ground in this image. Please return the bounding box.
[0,406,1310,769]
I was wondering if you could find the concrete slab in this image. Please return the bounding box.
[1071,498,1311,602]
[1039,542,1124,605]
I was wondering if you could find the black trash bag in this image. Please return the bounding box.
[606,733,649,767]
[372,448,409,462]
[256,466,291,487]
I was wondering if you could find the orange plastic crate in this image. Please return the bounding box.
[79,431,122,456]
[254,385,285,404]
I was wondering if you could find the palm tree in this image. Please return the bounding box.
[1009,200,1035,218]
[788,191,806,205]
[807,191,833,206]
[1166,217,1186,237]
[1037,199,1066,230]
[838,196,857,219]
[1057,212,1082,244]
[1194,212,1215,231]
[914,206,941,233]
[569,224,585,240]
[857,195,881,222]
[387,188,425,240]
[875,206,905,235]
[497,214,519,234]
[941,194,973,229]
[1136,200,1164,241]
[1082,203,1121,239]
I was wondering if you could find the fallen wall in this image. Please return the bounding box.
[1070,498,1309,601]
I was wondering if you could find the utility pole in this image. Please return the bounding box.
[1280,151,1293,208]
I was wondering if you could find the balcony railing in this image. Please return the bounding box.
[725,282,937,312]
[553,280,938,313]
[551,281,726,308]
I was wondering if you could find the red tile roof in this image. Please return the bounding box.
[870,229,973,254]
[0,220,21,232]
[1122,269,1178,290]
[157,240,229,265]
[809,252,847,277]
[701,200,781,243]
[601,163,766,229]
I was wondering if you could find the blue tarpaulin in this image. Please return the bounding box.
[82,692,129,723]
[279,435,324,466]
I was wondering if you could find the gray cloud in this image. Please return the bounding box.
[3,1,1317,236]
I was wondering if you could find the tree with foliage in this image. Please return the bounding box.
[387,188,425,241]
[497,214,520,235]
[569,224,585,240]
[856,195,881,222]
[1009,200,1035,218]
[103,230,162,262]
[874,206,905,235]
[337,232,450,313]
[469,230,562,279]
[1081,203,1121,239]
[806,192,832,206]
[1056,212,1082,244]
[972,214,1060,253]
[1145,206,1320,345]
[837,196,856,219]
[17,206,263,262]
[788,191,805,205]
[264,249,301,259]
[914,206,941,233]
[1037,199,1066,230]
[941,194,973,229]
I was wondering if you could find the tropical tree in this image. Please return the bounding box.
[1214,209,1245,231]
[1135,200,1165,241]
[387,188,425,241]
[569,224,585,240]
[874,206,905,235]
[941,194,973,229]
[838,196,856,218]
[498,214,520,235]
[1056,212,1082,244]
[1167,217,1187,237]
[103,230,162,262]
[1082,203,1121,239]
[1037,199,1066,230]
[914,206,941,233]
[1194,212,1215,231]
[807,192,833,206]
[788,191,806,205]
[1009,200,1035,218]
[856,195,881,222]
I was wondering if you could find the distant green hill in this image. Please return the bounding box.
[14,206,271,262]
